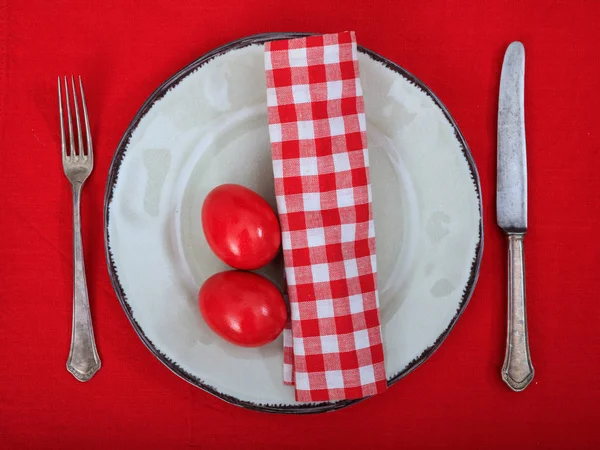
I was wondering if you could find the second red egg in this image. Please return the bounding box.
[201,184,281,270]
[199,271,288,347]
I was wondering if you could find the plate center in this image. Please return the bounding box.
[175,110,418,321]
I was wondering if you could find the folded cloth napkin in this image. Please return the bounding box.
[265,31,386,402]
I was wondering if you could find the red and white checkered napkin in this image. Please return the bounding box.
[264,32,386,402]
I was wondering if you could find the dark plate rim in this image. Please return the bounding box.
[104,32,484,414]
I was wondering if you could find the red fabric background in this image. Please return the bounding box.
[1,1,599,448]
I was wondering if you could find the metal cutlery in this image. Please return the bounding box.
[58,76,101,382]
[497,42,534,391]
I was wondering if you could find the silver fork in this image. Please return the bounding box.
[58,76,101,381]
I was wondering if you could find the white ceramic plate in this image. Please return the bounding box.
[105,33,483,413]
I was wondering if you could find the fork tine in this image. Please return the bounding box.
[63,77,76,160]
[58,77,67,161]
[70,76,84,158]
[78,76,93,162]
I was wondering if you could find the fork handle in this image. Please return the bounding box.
[67,182,101,381]
[502,233,534,391]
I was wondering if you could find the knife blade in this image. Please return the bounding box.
[497,41,527,232]
[497,41,534,391]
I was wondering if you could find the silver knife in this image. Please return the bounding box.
[497,41,534,391]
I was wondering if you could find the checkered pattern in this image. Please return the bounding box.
[265,32,386,402]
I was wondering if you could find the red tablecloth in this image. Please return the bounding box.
[1,1,599,448]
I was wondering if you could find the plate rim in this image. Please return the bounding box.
[104,32,484,414]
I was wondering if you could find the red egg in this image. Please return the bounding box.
[201,184,281,270]
[199,271,288,347]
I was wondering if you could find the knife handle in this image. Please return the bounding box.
[502,233,534,391]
